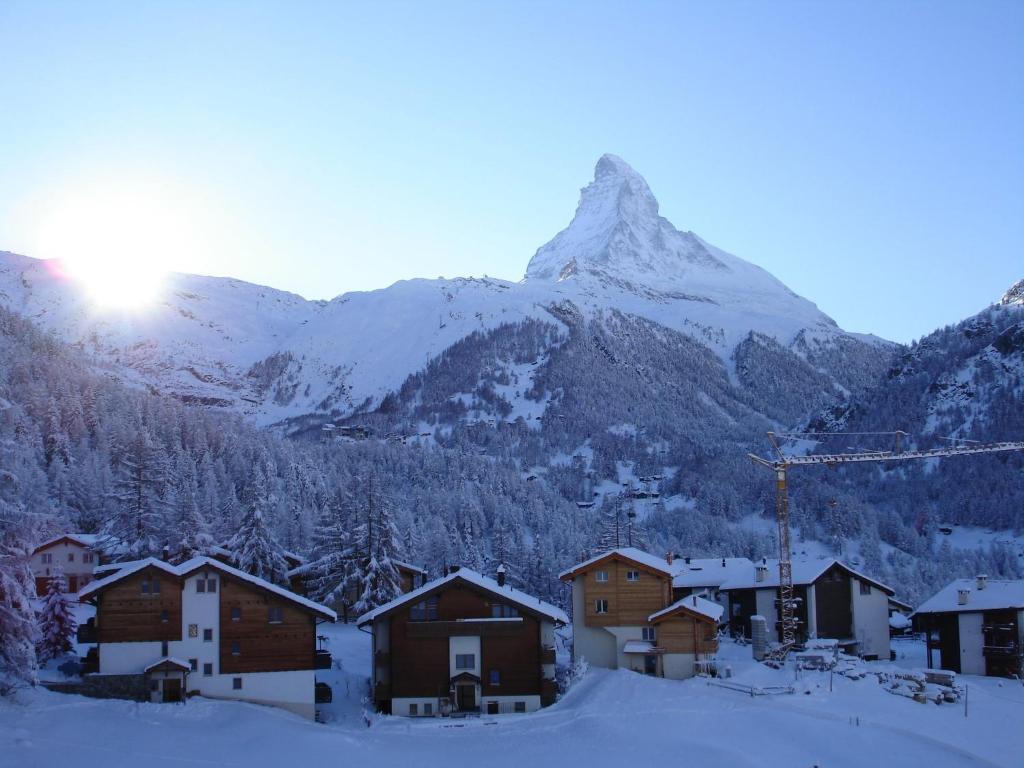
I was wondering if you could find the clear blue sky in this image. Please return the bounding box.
[1,1,1021,343]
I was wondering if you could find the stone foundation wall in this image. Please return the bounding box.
[45,673,149,702]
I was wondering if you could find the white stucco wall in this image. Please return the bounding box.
[850,580,891,660]
[99,641,163,674]
[570,575,617,668]
[169,571,221,678]
[662,653,697,680]
[392,695,541,717]
[449,635,481,677]
[957,612,986,676]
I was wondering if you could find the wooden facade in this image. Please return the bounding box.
[216,572,317,674]
[95,565,183,644]
[578,557,671,627]
[652,610,717,656]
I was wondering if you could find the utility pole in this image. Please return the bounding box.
[749,432,1024,660]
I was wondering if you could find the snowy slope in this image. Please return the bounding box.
[0,155,888,425]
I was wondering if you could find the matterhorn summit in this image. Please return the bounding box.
[525,154,728,285]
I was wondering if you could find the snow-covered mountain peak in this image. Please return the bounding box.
[524,155,730,286]
[999,279,1024,307]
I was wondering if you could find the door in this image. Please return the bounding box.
[67,575,78,593]
[162,678,182,703]
[456,683,476,711]
[815,569,852,639]
[644,655,658,675]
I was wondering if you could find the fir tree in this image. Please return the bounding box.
[37,568,77,663]
[0,520,39,693]
[227,472,288,584]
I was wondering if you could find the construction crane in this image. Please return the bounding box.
[749,431,1024,660]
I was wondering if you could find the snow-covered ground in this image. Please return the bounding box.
[4,622,1023,768]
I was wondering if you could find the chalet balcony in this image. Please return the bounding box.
[983,643,1019,658]
[541,647,556,665]
[314,650,332,670]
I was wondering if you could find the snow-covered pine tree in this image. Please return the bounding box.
[304,499,356,607]
[227,471,289,585]
[107,429,172,559]
[0,519,39,694]
[596,494,626,550]
[36,567,77,663]
[352,476,402,616]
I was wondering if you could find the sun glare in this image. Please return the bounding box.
[33,181,201,311]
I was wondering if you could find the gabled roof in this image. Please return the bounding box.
[144,657,191,673]
[913,579,1024,615]
[718,557,895,596]
[394,559,427,576]
[649,594,724,624]
[78,556,336,621]
[558,547,673,581]
[34,533,109,553]
[356,567,568,627]
[671,557,755,589]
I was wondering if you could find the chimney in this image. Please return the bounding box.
[957,588,970,606]
[665,552,674,566]
[755,563,768,583]
[450,565,461,574]
[976,574,988,591]
[496,564,507,587]
[692,595,698,607]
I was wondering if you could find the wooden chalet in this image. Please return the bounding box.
[913,576,1024,677]
[78,556,336,719]
[559,548,722,679]
[356,566,566,717]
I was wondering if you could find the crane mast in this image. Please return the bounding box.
[749,433,1024,661]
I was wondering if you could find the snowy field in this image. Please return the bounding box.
[3,625,1023,768]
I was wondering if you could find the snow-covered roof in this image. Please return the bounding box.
[622,640,655,654]
[913,579,1024,615]
[356,567,568,627]
[144,657,192,673]
[393,559,426,575]
[649,594,724,624]
[79,556,336,620]
[671,557,754,589]
[558,547,673,580]
[719,557,894,595]
[34,533,113,553]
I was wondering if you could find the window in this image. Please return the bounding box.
[233,677,242,690]
[41,553,52,564]
[594,599,609,614]
[595,570,609,583]
[626,570,640,582]
[487,701,499,715]
[489,669,500,686]
[231,641,241,656]
[160,610,169,623]
[231,607,241,622]
[268,607,284,624]
[860,582,872,596]
[410,595,439,621]
[455,654,475,670]
[409,703,418,716]
[514,701,526,713]
[196,577,216,593]
[83,553,94,564]
[189,659,198,672]
[141,578,150,595]
[642,627,656,642]
[207,578,217,593]
[161,640,168,656]
[196,579,205,593]
[491,603,519,618]
[152,579,161,594]
[203,663,213,677]
[68,553,75,562]
[423,702,433,716]
[203,628,213,642]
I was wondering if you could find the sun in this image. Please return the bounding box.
[32,180,201,310]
